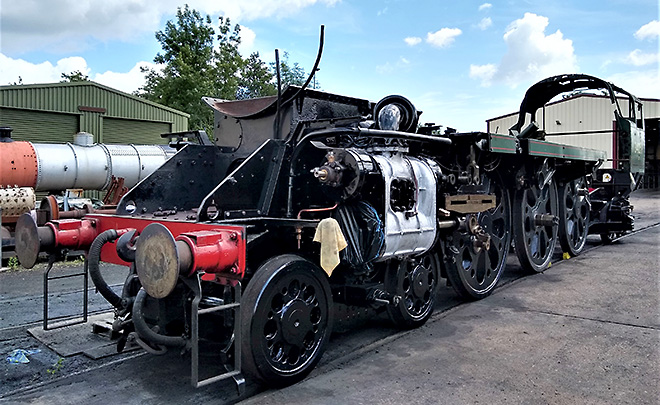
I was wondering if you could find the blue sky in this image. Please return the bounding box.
[1,0,658,131]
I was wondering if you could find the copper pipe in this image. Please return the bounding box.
[296,203,338,249]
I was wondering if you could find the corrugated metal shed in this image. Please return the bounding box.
[486,94,660,169]
[0,81,189,144]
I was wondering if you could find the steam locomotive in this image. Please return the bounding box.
[14,71,645,392]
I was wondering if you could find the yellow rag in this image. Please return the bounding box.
[312,218,348,276]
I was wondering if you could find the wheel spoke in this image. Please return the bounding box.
[242,255,333,385]
[444,174,511,299]
[513,168,559,273]
[386,252,440,328]
[558,177,590,256]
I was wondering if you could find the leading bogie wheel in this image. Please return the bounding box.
[513,169,559,273]
[385,251,440,329]
[558,176,590,256]
[443,175,512,300]
[241,254,333,387]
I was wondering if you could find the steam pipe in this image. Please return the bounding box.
[132,288,187,348]
[88,229,125,309]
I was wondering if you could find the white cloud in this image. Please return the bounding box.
[469,64,497,87]
[191,0,341,21]
[1,0,163,54]
[238,26,257,55]
[0,0,339,55]
[375,57,412,75]
[625,49,659,66]
[404,37,422,46]
[93,62,161,93]
[607,70,660,99]
[478,17,492,30]
[0,53,89,84]
[0,52,155,94]
[634,20,660,41]
[426,28,462,48]
[478,3,492,11]
[470,13,578,88]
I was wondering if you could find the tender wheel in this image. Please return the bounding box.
[442,175,511,300]
[385,252,440,329]
[558,177,590,256]
[241,254,333,387]
[513,168,559,273]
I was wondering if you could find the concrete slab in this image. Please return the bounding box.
[28,313,116,357]
[243,226,660,405]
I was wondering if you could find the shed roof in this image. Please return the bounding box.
[0,81,189,117]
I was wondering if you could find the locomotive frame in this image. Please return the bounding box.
[14,55,645,392]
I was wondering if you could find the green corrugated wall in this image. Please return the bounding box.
[0,81,188,144]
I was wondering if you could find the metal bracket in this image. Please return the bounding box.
[43,252,88,330]
[188,273,245,395]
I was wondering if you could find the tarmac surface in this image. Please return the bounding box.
[243,224,659,405]
[0,189,658,404]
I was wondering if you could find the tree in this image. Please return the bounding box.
[139,6,318,132]
[61,70,89,82]
[139,5,221,133]
[271,52,306,88]
[238,52,276,100]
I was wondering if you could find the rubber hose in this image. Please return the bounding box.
[132,288,187,348]
[88,229,125,309]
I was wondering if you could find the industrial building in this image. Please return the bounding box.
[0,81,188,144]
[486,94,660,188]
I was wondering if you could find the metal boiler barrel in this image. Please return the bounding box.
[35,142,111,190]
[1,135,177,192]
[103,144,175,188]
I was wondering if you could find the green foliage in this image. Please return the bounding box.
[47,357,64,375]
[237,52,276,100]
[60,70,89,82]
[7,256,19,269]
[139,5,219,133]
[139,5,318,132]
[270,52,320,90]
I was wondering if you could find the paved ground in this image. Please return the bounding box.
[0,189,658,404]
[243,223,659,405]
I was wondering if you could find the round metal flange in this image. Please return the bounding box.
[39,195,60,221]
[135,223,179,299]
[15,213,41,269]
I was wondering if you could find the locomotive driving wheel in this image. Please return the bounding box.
[558,176,590,256]
[513,164,559,273]
[443,175,511,300]
[241,254,333,387]
[385,251,440,329]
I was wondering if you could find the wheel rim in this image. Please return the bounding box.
[513,170,559,272]
[559,177,589,256]
[386,251,439,328]
[400,254,438,320]
[251,263,331,376]
[444,176,511,298]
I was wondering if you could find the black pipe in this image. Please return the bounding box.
[132,288,187,348]
[274,49,282,140]
[88,229,125,309]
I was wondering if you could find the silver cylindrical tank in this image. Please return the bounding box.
[31,139,176,191]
